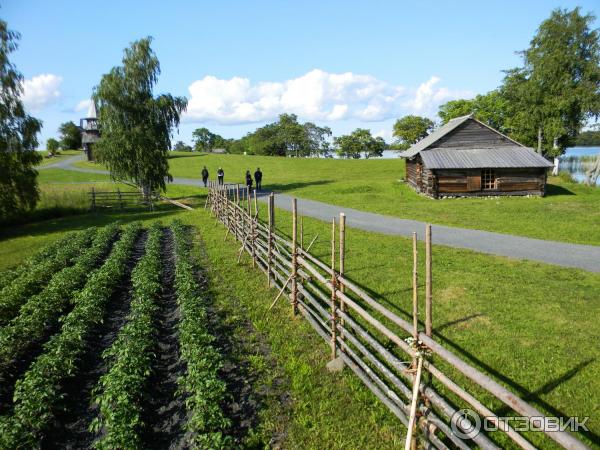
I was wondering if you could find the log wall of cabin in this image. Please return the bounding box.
[406,157,437,196]
[435,168,547,196]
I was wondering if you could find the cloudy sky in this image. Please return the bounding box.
[5,0,599,147]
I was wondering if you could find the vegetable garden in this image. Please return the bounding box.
[0,220,231,448]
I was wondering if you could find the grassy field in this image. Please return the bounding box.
[75,152,600,245]
[1,205,598,448]
[36,150,81,166]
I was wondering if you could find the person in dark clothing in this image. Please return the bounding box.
[217,167,224,185]
[254,167,263,190]
[245,170,253,190]
[201,166,209,187]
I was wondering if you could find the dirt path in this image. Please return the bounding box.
[43,231,148,449]
[144,228,187,449]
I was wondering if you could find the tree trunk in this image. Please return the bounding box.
[551,137,559,176]
[585,153,600,186]
[537,127,543,154]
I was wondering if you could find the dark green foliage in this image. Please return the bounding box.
[46,138,59,156]
[334,128,386,159]
[575,130,600,146]
[58,121,82,150]
[0,222,141,448]
[392,115,434,150]
[172,140,193,152]
[91,223,163,449]
[0,20,43,219]
[171,221,231,448]
[192,127,228,152]
[93,37,187,194]
[438,91,510,133]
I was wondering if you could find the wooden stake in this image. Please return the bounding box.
[300,216,304,250]
[267,193,273,287]
[268,273,293,312]
[246,185,251,215]
[291,198,298,315]
[412,232,418,341]
[405,356,424,450]
[253,188,258,216]
[339,212,346,344]
[425,224,432,337]
[330,217,338,360]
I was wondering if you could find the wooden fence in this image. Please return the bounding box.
[89,188,147,210]
[206,181,589,450]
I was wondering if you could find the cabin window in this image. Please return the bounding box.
[482,169,496,190]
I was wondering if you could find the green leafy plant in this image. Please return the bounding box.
[0,223,119,369]
[0,222,141,448]
[0,228,96,326]
[171,220,231,448]
[91,223,163,449]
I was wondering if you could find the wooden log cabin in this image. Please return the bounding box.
[400,115,553,198]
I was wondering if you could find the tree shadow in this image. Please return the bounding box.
[261,179,334,193]
[435,314,486,332]
[545,183,576,196]
[167,153,204,160]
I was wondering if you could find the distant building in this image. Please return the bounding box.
[210,148,227,154]
[80,101,100,161]
[399,115,553,198]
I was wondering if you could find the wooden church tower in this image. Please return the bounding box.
[80,100,100,161]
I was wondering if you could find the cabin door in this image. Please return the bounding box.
[466,172,481,191]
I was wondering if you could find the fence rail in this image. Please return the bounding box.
[207,181,590,450]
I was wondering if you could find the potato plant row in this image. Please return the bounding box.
[0,232,82,291]
[0,222,142,448]
[0,223,120,370]
[0,228,96,326]
[171,221,231,448]
[91,223,163,449]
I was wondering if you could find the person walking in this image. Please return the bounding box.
[217,167,224,186]
[201,166,209,187]
[254,167,263,190]
[245,170,253,191]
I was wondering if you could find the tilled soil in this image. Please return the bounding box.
[42,230,148,450]
[143,228,188,449]
[0,233,120,418]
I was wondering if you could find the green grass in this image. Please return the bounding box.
[0,207,597,448]
[75,152,600,245]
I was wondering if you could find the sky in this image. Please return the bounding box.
[4,0,599,148]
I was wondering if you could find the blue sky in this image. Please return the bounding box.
[4,0,599,148]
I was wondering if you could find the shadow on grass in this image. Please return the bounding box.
[262,179,334,193]
[546,183,576,196]
[0,208,184,243]
[167,153,204,160]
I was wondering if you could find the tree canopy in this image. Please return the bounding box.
[334,128,386,159]
[191,127,229,152]
[58,121,82,150]
[0,20,43,220]
[392,115,434,150]
[93,37,187,195]
[46,138,59,156]
[172,140,192,152]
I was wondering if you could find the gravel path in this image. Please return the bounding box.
[49,154,600,272]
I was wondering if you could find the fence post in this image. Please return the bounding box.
[253,188,258,217]
[91,187,96,210]
[330,217,338,360]
[425,224,432,337]
[411,231,419,450]
[267,193,273,287]
[339,212,346,346]
[291,198,298,315]
[300,216,304,250]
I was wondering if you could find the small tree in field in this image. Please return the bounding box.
[0,20,43,219]
[46,138,60,157]
[93,37,187,198]
[58,121,82,150]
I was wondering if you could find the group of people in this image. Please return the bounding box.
[201,166,263,190]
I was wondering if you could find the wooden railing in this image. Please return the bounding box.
[207,182,590,450]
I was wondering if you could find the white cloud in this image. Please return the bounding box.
[74,98,92,112]
[22,74,63,112]
[184,69,471,125]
